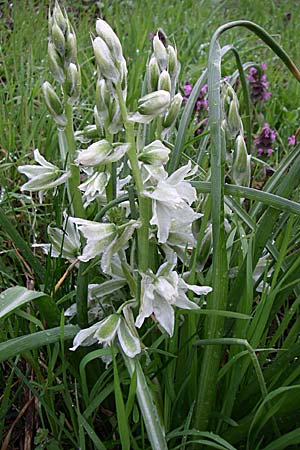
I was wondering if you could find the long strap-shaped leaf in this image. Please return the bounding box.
[123,354,168,450]
[0,286,60,327]
[0,325,79,362]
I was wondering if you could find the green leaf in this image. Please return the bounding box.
[113,350,131,450]
[0,325,79,362]
[261,429,300,450]
[0,286,48,320]
[124,355,168,450]
[0,207,46,283]
[0,286,60,327]
[78,412,106,450]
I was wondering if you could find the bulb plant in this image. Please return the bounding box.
[1,3,300,450]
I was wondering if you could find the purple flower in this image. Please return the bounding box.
[288,135,296,146]
[182,82,209,136]
[183,84,193,96]
[247,65,271,104]
[254,123,277,156]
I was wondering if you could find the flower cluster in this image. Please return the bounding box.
[183,82,209,135]
[18,7,212,361]
[130,30,183,136]
[247,64,271,104]
[254,123,277,156]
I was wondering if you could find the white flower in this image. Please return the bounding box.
[143,161,200,243]
[18,149,70,203]
[138,140,170,166]
[70,313,141,358]
[70,217,140,273]
[163,220,197,262]
[70,218,117,262]
[129,90,170,124]
[76,140,130,167]
[135,257,212,336]
[33,212,80,262]
[78,171,110,207]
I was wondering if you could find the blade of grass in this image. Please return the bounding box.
[0,325,79,362]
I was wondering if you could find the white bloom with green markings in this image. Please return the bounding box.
[143,161,200,243]
[135,256,212,336]
[18,149,70,203]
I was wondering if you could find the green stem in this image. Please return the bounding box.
[116,83,150,274]
[63,103,85,219]
[62,101,88,329]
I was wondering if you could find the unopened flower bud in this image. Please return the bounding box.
[138,140,170,166]
[51,19,66,57]
[76,140,112,166]
[232,134,251,186]
[167,45,178,78]
[96,19,123,62]
[48,42,65,84]
[153,34,168,71]
[162,93,182,128]
[53,1,67,34]
[147,56,160,92]
[158,70,171,92]
[66,63,81,104]
[76,139,129,166]
[42,81,66,126]
[138,90,170,116]
[93,36,119,83]
[227,98,243,139]
[95,79,110,120]
[65,30,77,64]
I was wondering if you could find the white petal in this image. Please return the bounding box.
[127,112,154,124]
[153,295,175,337]
[135,274,155,328]
[168,161,192,185]
[94,314,121,344]
[70,323,99,351]
[33,149,57,169]
[150,201,172,243]
[106,143,130,163]
[174,292,200,310]
[117,318,141,358]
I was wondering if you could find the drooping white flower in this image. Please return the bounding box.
[70,217,140,273]
[70,312,141,358]
[135,256,212,336]
[163,220,197,262]
[143,161,200,243]
[129,90,170,124]
[18,149,70,203]
[33,212,80,262]
[75,140,129,167]
[138,140,170,166]
[69,218,117,262]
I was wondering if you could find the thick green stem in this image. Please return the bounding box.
[116,84,150,275]
[63,103,85,219]
[62,102,88,329]
[194,37,227,432]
